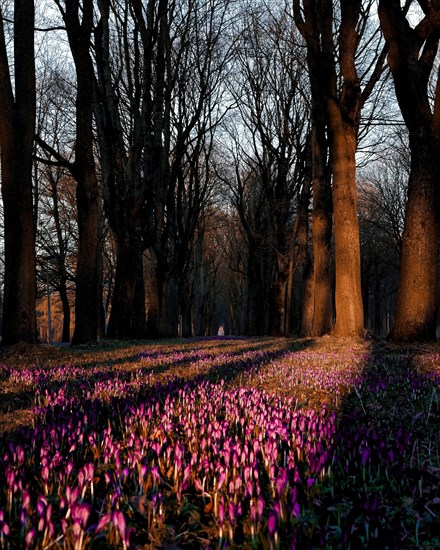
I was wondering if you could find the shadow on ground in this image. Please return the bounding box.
[313,341,440,548]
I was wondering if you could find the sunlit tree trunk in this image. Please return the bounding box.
[379,1,440,341]
[0,0,37,345]
[329,121,364,335]
[293,1,334,337]
[294,0,386,337]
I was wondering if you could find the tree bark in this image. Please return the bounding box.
[271,255,289,337]
[107,236,146,339]
[310,125,334,336]
[378,1,440,341]
[293,0,335,337]
[157,271,179,338]
[329,122,364,336]
[390,141,440,340]
[294,155,314,337]
[0,0,37,345]
[58,0,100,345]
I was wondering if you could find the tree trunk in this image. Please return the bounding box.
[295,165,314,337]
[311,126,334,336]
[145,252,161,338]
[330,124,364,336]
[271,256,289,337]
[63,0,99,345]
[245,243,269,336]
[362,268,370,330]
[378,1,440,341]
[390,142,440,340]
[59,274,71,343]
[0,0,37,345]
[284,242,295,335]
[374,263,381,335]
[107,236,146,339]
[1,165,37,345]
[180,279,194,337]
[300,261,315,337]
[157,273,179,338]
[72,189,99,344]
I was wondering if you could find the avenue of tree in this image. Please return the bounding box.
[0,0,438,345]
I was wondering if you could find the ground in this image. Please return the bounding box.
[0,336,439,548]
[0,336,437,435]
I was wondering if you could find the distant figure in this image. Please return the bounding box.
[217,326,225,336]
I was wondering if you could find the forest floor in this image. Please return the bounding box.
[0,335,438,435]
[0,336,439,548]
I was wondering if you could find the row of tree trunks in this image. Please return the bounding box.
[2,0,439,344]
[293,0,389,338]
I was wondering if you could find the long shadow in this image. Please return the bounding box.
[312,341,440,548]
[0,338,313,431]
[69,336,284,370]
[135,337,317,387]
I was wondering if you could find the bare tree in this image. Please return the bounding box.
[226,2,310,336]
[0,0,38,345]
[378,1,440,341]
[94,0,231,338]
[34,60,78,343]
[46,0,100,345]
[293,0,387,337]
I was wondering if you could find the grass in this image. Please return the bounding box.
[0,336,439,548]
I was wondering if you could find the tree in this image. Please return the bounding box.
[293,0,387,337]
[144,0,232,337]
[35,62,79,343]
[226,2,310,336]
[378,1,440,341]
[94,0,230,339]
[0,0,38,345]
[49,0,100,345]
[36,168,77,343]
[93,0,157,339]
[292,1,333,337]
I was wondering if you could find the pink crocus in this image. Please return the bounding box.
[25,529,36,550]
[95,513,111,533]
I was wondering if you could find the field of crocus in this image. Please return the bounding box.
[0,337,439,549]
